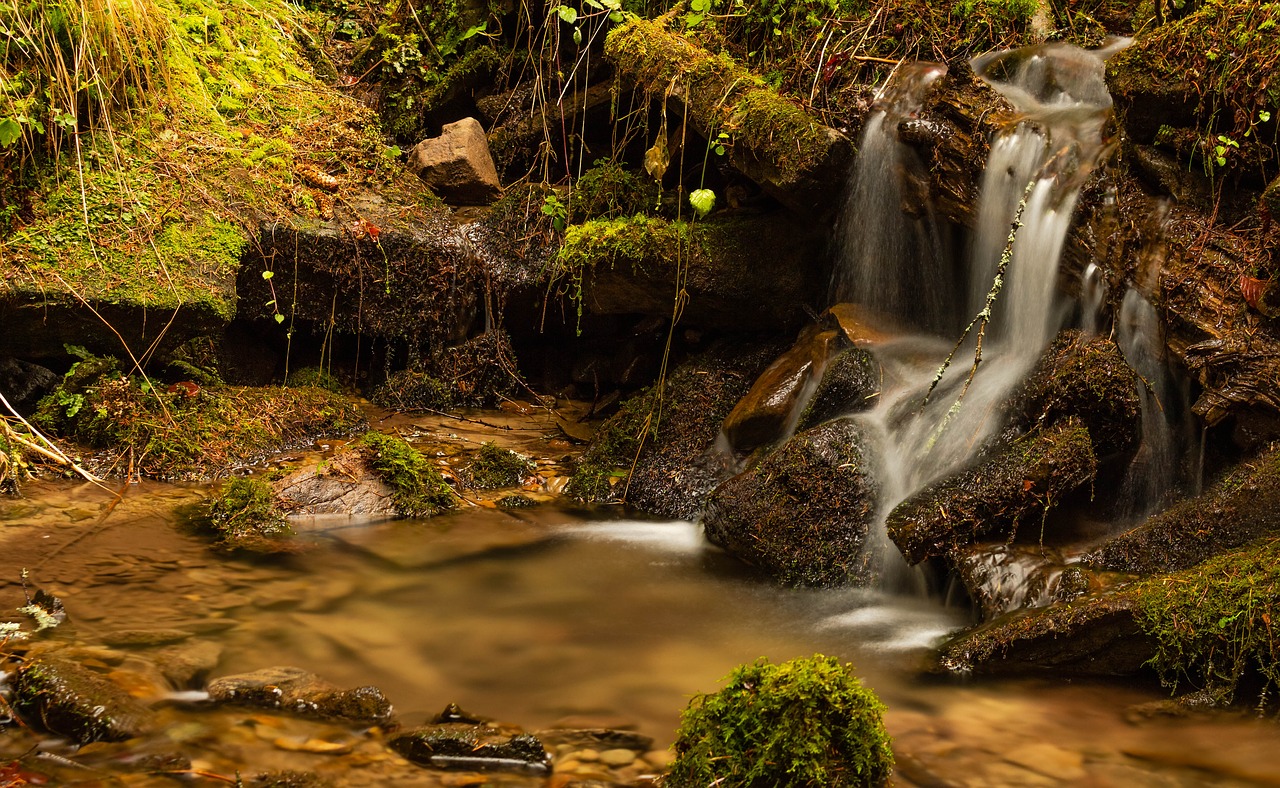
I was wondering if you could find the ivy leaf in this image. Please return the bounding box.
[0,117,21,148]
[556,5,578,23]
[1261,110,1273,123]
[689,188,716,218]
[584,0,603,9]
[274,313,286,324]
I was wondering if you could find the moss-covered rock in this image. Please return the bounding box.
[203,477,293,553]
[567,339,782,518]
[603,16,853,216]
[702,418,878,587]
[554,213,824,331]
[796,346,880,432]
[669,655,892,787]
[886,417,1098,566]
[1084,443,1280,575]
[357,431,456,517]
[9,657,154,743]
[463,443,532,489]
[34,358,364,480]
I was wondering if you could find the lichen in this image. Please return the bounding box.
[357,430,455,517]
[669,655,893,787]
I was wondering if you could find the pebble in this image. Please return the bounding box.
[575,748,599,762]
[597,748,636,767]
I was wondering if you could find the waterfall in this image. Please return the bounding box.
[1116,288,1179,518]
[833,63,951,333]
[845,41,1128,588]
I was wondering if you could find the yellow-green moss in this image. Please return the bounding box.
[357,431,455,517]
[464,442,533,489]
[202,476,292,552]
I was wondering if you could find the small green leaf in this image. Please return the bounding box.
[261,270,274,280]
[0,117,21,148]
[557,5,577,23]
[573,26,582,44]
[1261,110,1273,122]
[584,0,603,9]
[714,144,725,156]
[459,21,487,40]
[609,9,624,22]
[689,188,716,218]
[274,313,286,324]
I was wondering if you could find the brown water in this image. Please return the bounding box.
[3,479,1280,786]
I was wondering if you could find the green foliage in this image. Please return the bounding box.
[202,476,292,552]
[357,430,455,516]
[370,369,457,412]
[670,655,893,787]
[464,442,533,489]
[1135,538,1280,703]
[569,160,659,222]
[286,367,342,392]
[566,386,656,501]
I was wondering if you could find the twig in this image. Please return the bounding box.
[0,393,104,485]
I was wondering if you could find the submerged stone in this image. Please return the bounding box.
[887,418,1097,565]
[206,666,393,724]
[9,657,153,743]
[389,724,551,775]
[703,418,878,587]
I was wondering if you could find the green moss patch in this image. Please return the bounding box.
[202,476,292,552]
[357,431,455,517]
[670,655,892,787]
[463,442,533,489]
[35,356,364,479]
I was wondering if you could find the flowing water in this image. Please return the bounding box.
[4,480,1280,786]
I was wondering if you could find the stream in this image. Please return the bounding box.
[3,471,1280,786]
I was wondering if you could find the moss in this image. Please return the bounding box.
[565,386,658,502]
[797,347,880,431]
[286,367,342,392]
[202,476,292,552]
[886,417,1098,565]
[34,357,365,479]
[368,331,522,411]
[553,214,694,321]
[1134,538,1280,703]
[464,442,533,489]
[371,369,456,412]
[357,430,455,517]
[670,655,892,788]
[604,17,837,177]
[569,161,659,223]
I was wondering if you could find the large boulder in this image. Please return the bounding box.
[702,418,878,587]
[887,418,1097,565]
[407,117,502,205]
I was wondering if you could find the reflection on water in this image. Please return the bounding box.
[3,483,1280,785]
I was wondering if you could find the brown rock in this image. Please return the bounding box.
[408,117,502,205]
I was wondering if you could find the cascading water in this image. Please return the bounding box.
[833,63,952,333]
[840,40,1129,589]
[1116,287,1180,518]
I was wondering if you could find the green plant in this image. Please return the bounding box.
[464,442,533,489]
[541,191,568,231]
[202,476,292,551]
[357,430,455,516]
[669,655,893,787]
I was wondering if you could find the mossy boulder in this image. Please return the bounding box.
[1084,443,1280,575]
[554,213,824,331]
[356,431,456,517]
[203,477,293,553]
[9,657,154,743]
[389,724,551,774]
[207,665,393,724]
[797,347,880,431]
[702,418,878,587]
[567,339,783,518]
[669,655,892,787]
[463,443,532,489]
[886,417,1098,566]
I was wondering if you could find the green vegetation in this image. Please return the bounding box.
[357,430,455,516]
[569,160,660,222]
[202,476,292,552]
[464,442,533,489]
[670,655,893,787]
[286,367,342,392]
[34,351,365,479]
[565,385,656,501]
[1135,538,1280,704]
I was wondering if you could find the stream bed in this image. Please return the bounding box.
[2,478,1280,786]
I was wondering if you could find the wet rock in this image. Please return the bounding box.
[8,657,153,743]
[206,666,393,724]
[462,443,533,489]
[100,629,194,648]
[722,328,849,453]
[248,771,332,788]
[274,450,399,518]
[151,640,223,688]
[0,357,58,415]
[950,544,1067,621]
[408,117,502,205]
[568,339,784,518]
[1007,330,1141,458]
[390,724,551,775]
[1084,443,1280,575]
[935,588,1153,676]
[796,347,880,431]
[703,418,878,587]
[887,418,1097,566]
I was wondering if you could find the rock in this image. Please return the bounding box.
[539,729,655,752]
[1084,444,1280,575]
[596,749,636,767]
[796,347,880,431]
[823,303,901,346]
[950,544,1067,621]
[0,357,58,414]
[151,640,224,688]
[568,339,784,518]
[408,117,502,205]
[274,450,399,518]
[721,328,849,453]
[8,657,153,743]
[390,724,551,775]
[206,666,393,724]
[703,418,878,587]
[935,588,1154,676]
[100,629,194,648]
[887,418,1097,565]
